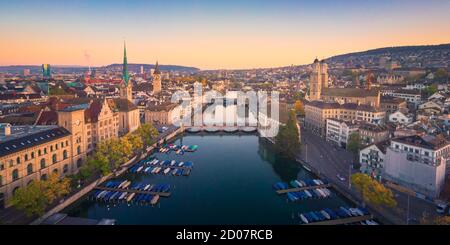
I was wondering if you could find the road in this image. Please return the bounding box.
[298,129,438,224]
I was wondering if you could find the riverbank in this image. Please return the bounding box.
[27,126,184,225]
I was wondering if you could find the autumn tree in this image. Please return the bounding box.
[136,123,159,148]
[126,132,143,154]
[294,100,305,116]
[10,173,70,217]
[351,173,397,208]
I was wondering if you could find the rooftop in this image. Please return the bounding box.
[392,135,449,151]
[322,88,380,98]
[0,125,70,157]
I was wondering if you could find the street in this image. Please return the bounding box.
[298,129,438,224]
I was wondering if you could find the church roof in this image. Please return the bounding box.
[321,88,379,98]
[108,98,138,112]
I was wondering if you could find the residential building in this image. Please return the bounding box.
[360,140,389,181]
[326,118,359,148]
[380,96,407,115]
[359,122,390,146]
[145,102,179,125]
[388,110,414,125]
[0,124,73,208]
[384,135,450,198]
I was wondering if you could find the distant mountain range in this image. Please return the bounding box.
[326,43,450,68]
[0,63,200,74]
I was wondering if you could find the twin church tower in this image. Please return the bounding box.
[119,42,162,102]
[309,58,329,101]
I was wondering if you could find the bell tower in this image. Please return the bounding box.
[120,42,132,101]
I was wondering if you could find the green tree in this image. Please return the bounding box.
[10,173,70,217]
[275,110,300,159]
[434,68,448,82]
[126,132,143,154]
[136,123,159,148]
[351,173,397,208]
[347,132,361,154]
[424,84,438,97]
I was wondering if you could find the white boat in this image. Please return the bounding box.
[299,180,306,186]
[178,161,184,167]
[313,189,323,198]
[163,167,171,174]
[155,167,162,174]
[355,208,365,216]
[320,210,331,220]
[299,214,309,224]
[118,192,127,200]
[117,180,127,188]
[144,184,151,191]
[304,190,312,198]
[150,195,160,205]
[136,166,144,173]
[295,180,303,187]
[171,169,178,175]
[122,181,131,189]
[126,193,135,202]
[96,190,107,199]
[170,160,176,166]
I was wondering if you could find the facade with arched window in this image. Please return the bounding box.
[0,126,73,208]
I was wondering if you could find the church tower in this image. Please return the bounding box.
[309,58,322,101]
[320,60,328,88]
[152,61,162,94]
[120,42,132,101]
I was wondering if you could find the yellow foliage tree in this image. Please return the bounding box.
[351,173,397,208]
[294,100,305,116]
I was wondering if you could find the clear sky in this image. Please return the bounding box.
[0,0,449,69]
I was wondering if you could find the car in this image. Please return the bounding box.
[336,174,346,181]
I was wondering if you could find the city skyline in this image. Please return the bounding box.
[1,0,450,69]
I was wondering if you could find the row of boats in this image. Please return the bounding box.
[91,181,171,205]
[129,158,193,176]
[273,179,327,191]
[286,188,332,202]
[297,206,378,225]
[158,144,198,154]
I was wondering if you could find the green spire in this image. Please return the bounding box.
[122,42,129,85]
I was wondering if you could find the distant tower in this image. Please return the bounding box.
[309,58,322,101]
[320,60,328,88]
[119,42,133,101]
[366,71,374,90]
[152,61,162,94]
[42,64,51,79]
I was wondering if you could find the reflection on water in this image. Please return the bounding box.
[64,134,349,224]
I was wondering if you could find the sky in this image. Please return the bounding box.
[0,0,449,69]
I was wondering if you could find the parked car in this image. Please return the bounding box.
[336,174,346,181]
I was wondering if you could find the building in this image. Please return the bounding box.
[152,62,162,94]
[308,59,380,107]
[145,102,178,125]
[388,110,414,125]
[380,96,407,115]
[382,89,422,106]
[305,101,385,136]
[359,122,390,146]
[384,135,450,198]
[326,118,359,148]
[0,124,73,208]
[360,140,389,181]
[42,64,51,79]
[119,43,132,102]
[117,43,140,135]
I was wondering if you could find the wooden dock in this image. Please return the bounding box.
[302,215,373,225]
[276,184,332,194]
[94,186,171,197]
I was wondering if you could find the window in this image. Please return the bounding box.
[66,140,69,147]
[50,145,53,152]
[77,146,81,155]
[24,154,28,161]
[38,149,41,156]
[40,159,46,169]
[44,148,47,154]
[52,169,58,174]
[16,157,20,164]
[61,142,64,148]
[63,150,68,160]
[52,154,57,164]
[0,175,2,186]
[40,174,47,181]
[63,164,69,173]
[12,169,19,181]
[55,144,58,150]
[0,163,4,171]
[31,152,35,159]
[27,164,33,175]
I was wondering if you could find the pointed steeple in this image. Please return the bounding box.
[122,42,130,85]
[153,61,161,75]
